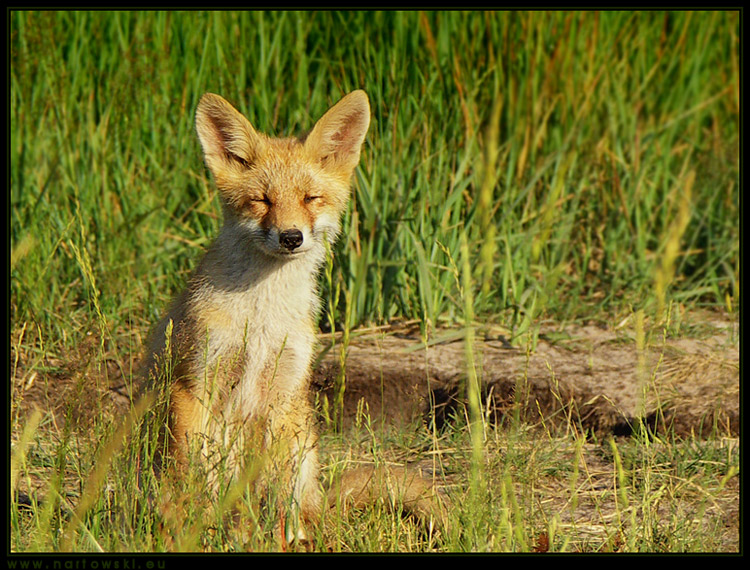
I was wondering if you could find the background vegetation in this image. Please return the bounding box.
[11,10,739,341]
[10,10,739,553]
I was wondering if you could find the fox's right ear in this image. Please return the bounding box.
[195,93,264,176]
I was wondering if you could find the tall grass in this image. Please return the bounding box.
[10,10,739,553]
[10,10,738,349]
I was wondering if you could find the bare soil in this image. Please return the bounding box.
[313,315,739,439]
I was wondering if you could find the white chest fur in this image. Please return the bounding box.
[190,251,321,427]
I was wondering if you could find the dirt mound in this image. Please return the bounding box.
[313,319,739,438]
[12,316,738,440]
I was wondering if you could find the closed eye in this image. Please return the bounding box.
[304,195,322,204]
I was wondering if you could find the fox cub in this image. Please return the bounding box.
[145,90,370,538]
[145,91,444,546]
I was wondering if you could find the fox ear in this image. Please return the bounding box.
[195,93,263,175]
[304,90,370,173]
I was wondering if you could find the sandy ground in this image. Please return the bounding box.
[313,316,739,438]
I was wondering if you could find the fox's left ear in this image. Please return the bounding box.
[304,90,370,174]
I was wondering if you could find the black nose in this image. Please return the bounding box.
[279,229,304,251]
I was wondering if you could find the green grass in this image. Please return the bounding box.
[10,10,739,342]
[10,10,739,553]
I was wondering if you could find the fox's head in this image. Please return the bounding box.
[195,91,370,260]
